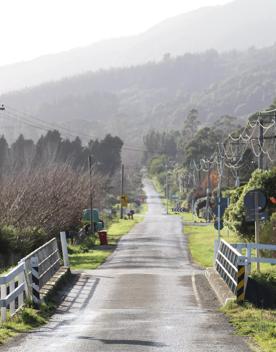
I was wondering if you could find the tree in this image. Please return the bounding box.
[182,109,199,141]
[184,127,219,166]
[90,134,123,175]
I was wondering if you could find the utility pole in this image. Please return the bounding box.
[88,155,94,235]
[258,120,264,170]
[166,164,169,215]
[254,191,261,273]
[120,163,124,219]
[206,161,211,223]
[217,157,224,239]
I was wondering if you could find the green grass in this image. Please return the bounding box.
[184,214,276,352]
[69,249,112,270]
[69,204,148,270]
[185,221,240,268]
[222,301,276,352]
[0,270,71,345]
[0,305,53,345]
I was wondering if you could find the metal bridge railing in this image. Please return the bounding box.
[0,263,25,322]
[215,239,246,302]
[19,238,61,294]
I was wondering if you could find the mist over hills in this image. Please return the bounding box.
[2,44,276,144]
[1,0,276,94]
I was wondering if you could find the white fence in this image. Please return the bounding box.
[215,239,246,301]
[0,233,69,322]
[0,262,25,322]
[215,240,276,302]
[19,238,61,292]
[232,242,276,275]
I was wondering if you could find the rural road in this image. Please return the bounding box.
[1,179,251,351]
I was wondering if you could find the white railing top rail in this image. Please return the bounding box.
[220,239,244,258]
[0,262,25,285]
[19,238,57,262]
[0,262,25,320]
[232,242,276,251]
[19,237,61,290]
[0,283,25,308]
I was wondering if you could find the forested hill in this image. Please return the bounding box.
[0,0,276,94]
[2,45,276,144]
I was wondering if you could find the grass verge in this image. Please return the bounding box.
[184,221,239,268]
[184,214,276,352]
[0,304,55,345]
[222,301,276,352]
[0,269,71,345]
[69,204,148,270]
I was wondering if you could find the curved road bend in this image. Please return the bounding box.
[1,179,251,352]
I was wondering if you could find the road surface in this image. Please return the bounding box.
[1,179,251,351]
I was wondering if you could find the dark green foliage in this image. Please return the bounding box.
[0,226,49,267]
[185,127,220,165]
[148,155,166,176]
[0,130,123,176]
[89,134,123,175]
[224,168,276,239]
[260,212,276,246]
[21,308,47,326]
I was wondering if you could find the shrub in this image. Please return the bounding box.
[224,168,276,240]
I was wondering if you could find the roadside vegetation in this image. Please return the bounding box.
[0,127,146,343]
[0,305,54,345]
[185,222,239,268]
[0,269,72,345]
[222,301,276,352]
[69,204,148,270]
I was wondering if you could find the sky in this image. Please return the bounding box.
[0,0,232,67]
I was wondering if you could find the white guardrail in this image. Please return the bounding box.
[0,263,25,322]
[215,239,276,302]
[232,242,276,274]
[215,239,246,302]
[0,233,69,322]
[19,238,61,292]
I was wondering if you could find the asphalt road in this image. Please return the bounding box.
[1,179,251,351]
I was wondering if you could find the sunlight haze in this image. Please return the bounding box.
[0,0,232,66]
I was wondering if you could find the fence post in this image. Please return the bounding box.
[213,239,220,266]
[245,244,251,289]
[18,270,25,307]
[9,279,15,315]
[0,283,7,322]
[236,264,245,303]
[60,232,69,267]
[31,256,40,308]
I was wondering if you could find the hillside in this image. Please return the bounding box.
[0,0,276,94]
[1,44,276,144]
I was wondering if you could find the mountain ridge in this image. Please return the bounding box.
[1,0,276,94]
[2,44,276,145]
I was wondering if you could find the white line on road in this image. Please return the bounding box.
[192,272,202,309]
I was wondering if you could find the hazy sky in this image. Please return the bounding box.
[0,0,232,66]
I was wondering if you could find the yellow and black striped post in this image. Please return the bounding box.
[236,265,245,303]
